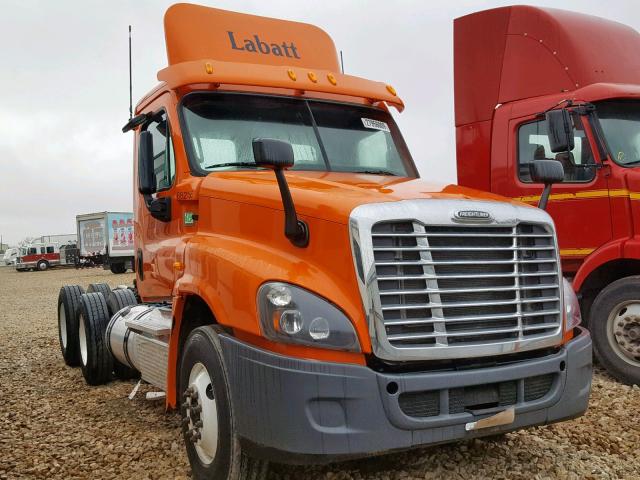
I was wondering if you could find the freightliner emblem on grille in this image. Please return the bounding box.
[453,210,493,222]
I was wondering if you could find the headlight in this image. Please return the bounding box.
[257,282,361,352]
[562,277,581,332]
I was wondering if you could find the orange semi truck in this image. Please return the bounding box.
[455,6,640,385]
[57,4,592,478]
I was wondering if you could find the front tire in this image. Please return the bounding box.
[590,276,640,385]
[57,285,85,366]
[77,292,113,386]
[37,260,49,271]
[179,326,268,480]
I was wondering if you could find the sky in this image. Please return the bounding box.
[1,0,639,245]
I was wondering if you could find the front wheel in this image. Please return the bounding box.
[590,276,640,385]
[37,260,49,271]
[179,326,268,480]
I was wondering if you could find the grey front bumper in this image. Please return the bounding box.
[220,328,592,464]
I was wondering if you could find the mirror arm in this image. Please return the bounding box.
[538,183,553,211]
[274,169,309,248]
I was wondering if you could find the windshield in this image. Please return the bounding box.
[596,100,640,166]
[181,93,416,176]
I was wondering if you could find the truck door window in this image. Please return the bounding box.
[46,246,54,254]
[181,93,416,177]
[517,115,596,183]
[144,112,176,191]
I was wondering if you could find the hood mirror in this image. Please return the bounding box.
[252,138,309,248]
[529,160,565,210]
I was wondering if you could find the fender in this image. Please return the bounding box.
[165,230,368,408]
[573,238,627,292]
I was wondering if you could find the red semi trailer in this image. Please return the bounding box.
[455,5,640,384]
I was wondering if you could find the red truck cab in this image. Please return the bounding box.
[455,5,640,384]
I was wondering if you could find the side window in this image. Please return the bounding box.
[28,248,36,255]
[46,246,54,254]
[145,112,175,191]
[518,114,596,183]
[40,247,45,254]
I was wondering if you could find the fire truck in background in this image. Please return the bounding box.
[16,238,76,271]
[454,5,640,384]
[56,5,591,479]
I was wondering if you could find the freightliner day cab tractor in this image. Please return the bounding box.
[57,4,592,479]
[455,5,640,385]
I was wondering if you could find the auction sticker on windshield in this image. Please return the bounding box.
[362,118,390,132]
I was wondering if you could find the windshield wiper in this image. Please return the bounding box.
[356,169,398,176]
[204,162,261,169]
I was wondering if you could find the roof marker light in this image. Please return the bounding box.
[308,72,317,83]
[287,69,297,81]
[205,62,214,74]
[386,84,397,96]
[327,73,337,85]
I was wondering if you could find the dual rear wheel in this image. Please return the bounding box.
[57,284,139,383]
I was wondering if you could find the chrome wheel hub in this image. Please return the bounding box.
[183,362,218,464]
[608,301,640,366]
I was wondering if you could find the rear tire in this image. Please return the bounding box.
[180,326,268,480]
[77,292,113,386]
[590,276,640,385]
[87,282,111,299]
[57,285,85,366]
[110,263,126,274]
[37,260,49,271]
[107,289,139,380]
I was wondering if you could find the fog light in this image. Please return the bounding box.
[279,310,303,335]
[267,285,292,307]
[309,317,330,340]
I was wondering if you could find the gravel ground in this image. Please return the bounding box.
[0,266,639,479]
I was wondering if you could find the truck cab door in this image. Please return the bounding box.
[134,107,179,301]
[501,112,612,276]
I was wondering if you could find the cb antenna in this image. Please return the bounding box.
[128,25,133,120]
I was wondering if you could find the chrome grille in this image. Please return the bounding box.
[371,221,561,349]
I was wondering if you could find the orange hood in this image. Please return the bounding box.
[199,171,522,224]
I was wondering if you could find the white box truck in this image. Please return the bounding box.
[76,212,135,274]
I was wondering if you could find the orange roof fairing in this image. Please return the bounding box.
[160,3,404,111]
